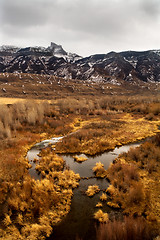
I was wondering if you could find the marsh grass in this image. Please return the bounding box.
[105,133,160,239]
[93,162,107,178]
[0,92,160,239]
[94,210,109,223]
[73,155,88,163]
[96,216,154,240]
[100,193,107,202]
[55,114,160,155]
[86,185,100,197]
[106,161,149,216]
[0,143,80,239]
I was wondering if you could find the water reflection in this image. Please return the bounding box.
[62,141,141,178]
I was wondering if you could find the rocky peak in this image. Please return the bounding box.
[48,42,67,56]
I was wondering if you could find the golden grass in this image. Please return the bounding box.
[0,132,80,239]
[93,162,107,178]
[86,185,100,197]
[56,114,160,155]
[94,210,109,223]
[106,185,117,196]
[73,155,88,163]
[106,201,120,209]
[100,193,108,201]
[96,202,103,208]
[0,97,52,105]
[0,97,26,105]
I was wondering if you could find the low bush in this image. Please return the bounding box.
[86,185,100,197]
[122,140,160,169]
[94,210,109,223]
[93,162,107,178]
[106,161,149,216]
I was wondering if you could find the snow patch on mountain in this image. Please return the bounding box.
[124,57,138,69]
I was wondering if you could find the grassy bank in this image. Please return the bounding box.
[93,134,160,239]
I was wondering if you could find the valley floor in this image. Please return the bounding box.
[0,78,160,239]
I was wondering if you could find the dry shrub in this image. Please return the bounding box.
[96,202,103,208]
[56,136,80,153]
[147,160,157,174]
[36,151,64,174]
[54,125,72,135]
[31,179,60,216]
[0,105,12,128]
[107,162,139,189]
[98,95,160,116]
[153,133,160,147]
[97,216,154,240]
[93,162,104,173]
[150,104,160,115]
[94,210,109,223]
[0,101,51,139]
[93,162,107,178]
[74,155,88,162]
[124,147,140,162]
[86,185,100,197]
[74,130,88,141]
[106,161,149,216]
[21,221,52,240]
[100,193,107,201]
[23,101,45,125]
[57,98,91,114]
[0,120,5,139]
[2,168,80,239]
[131,104,149,114]
[106,185,117,196]
[106,135,160,223]
[0,143,80,239]
[0,155,27,183]
[127,182,145,206]
[84,122,110,129]
[0,108,12,139]
[145,113,155,121]
[48,119,63,129]
[74,129,103,142]
[123,140,160,168]
[56,97,99,115]
[3,215,12,227]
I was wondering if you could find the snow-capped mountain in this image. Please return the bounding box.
[0,42,160,83]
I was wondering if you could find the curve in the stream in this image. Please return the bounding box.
[27,136,63,179]
[27,135,146,240]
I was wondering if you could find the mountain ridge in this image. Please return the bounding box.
[0,42,160,83]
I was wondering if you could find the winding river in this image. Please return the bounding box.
[27,137,146,240]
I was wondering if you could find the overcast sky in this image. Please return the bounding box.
[0,0,160,56]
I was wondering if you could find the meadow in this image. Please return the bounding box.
[0,73,160,239]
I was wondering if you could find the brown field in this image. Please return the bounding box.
[0,72,160,100]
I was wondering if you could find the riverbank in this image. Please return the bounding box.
[103,134,160,239]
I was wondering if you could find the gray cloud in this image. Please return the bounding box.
[2,0,51,27]
[140,0,160,17]
[1,0,160,56]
